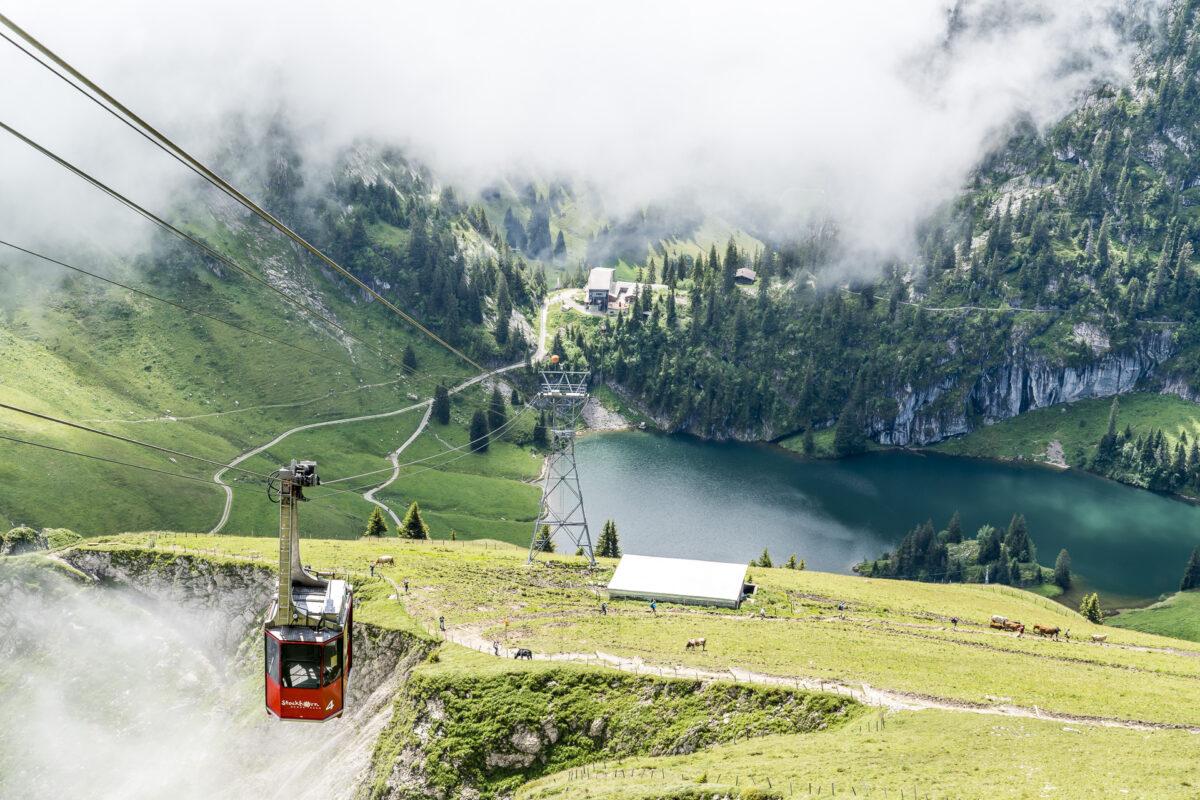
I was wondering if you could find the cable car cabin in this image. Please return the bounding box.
[263,460,354,722]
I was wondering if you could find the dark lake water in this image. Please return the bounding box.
[575,432,1200,601]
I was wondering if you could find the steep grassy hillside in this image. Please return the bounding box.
[520,708,1200,800]
[0,137,551,539]
[1109,588,1200,642]
[369,646,856,799]
[51,534,1200,798]
[124,534,1200,728]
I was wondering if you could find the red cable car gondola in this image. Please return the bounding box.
[263,460,353,722]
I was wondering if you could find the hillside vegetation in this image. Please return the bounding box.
[48,534,1200,799]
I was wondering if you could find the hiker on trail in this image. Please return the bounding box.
[600,601,607,616]
[838,602,845,612]
[404,579,409,593]
[439,615,445,632]
[1065,629,1070,641]
[759,607,766,619]
[951,617,958,628]
[370,564,375,578]
[650,600,657,614]
[1017,624,1025,637]
[493,641,500,657]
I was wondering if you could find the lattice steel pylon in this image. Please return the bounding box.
[528,367,595,565]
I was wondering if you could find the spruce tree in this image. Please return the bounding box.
[432,385,450,425]
[1080,592,1103,623]
[533,411,549,447]
[489,386,507,432]
[469,409,490,452]
[365,506,388,537]
[758,548,773,568]
[785,553,798,569]
[1005,514,1031,561]
[402,344,417,372]
[535,524,555,553]
[400,501,429,539]
[946,510,963,544]
[1180,546,1200,591]
[1054,548,1072,589]
[597,519,621,558]
[976,525,1001,565]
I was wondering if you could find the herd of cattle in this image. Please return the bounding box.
[989,615,1108,642]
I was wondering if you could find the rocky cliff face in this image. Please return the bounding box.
[869,330,1177,446]
[60,547,427,707]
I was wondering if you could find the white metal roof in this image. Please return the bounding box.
[606,554,748,606]
[587,267,615,293]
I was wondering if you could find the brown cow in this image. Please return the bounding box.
[685,637,707,651]
[1033,624,1060,639]
[374,555,394,565]
[1002,621,1022,631]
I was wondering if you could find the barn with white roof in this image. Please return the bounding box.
[605,554,751,609]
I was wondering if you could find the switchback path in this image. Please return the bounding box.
[208,361,525,533]
[209,290,559,533]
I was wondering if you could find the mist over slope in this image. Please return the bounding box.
[0,0,1169,262]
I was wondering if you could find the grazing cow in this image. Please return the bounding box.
[1033,624,1060,639]
[989,621,1006,631]
[1002,621,1022,631]
[685,637,707,651]
[374,555,394,565]
[513,648,533,660]
[1091,634,1108,643]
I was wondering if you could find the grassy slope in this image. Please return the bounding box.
[72,536,1200,797]
[371,645,858,799]
[520,708,1200,800]
[133,535,1200,727]
[1109,589,1200,642]
[927,392,1200,473]
[0,227,547,541]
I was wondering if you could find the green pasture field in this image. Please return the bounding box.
[1109,589,1200,642]
[519,708,1200,800]
[0,242,473,535]
[101,535,1200,727]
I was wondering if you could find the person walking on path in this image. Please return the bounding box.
[600,601,607,616]
[1017,624,1025,637]
[650,600,657,614]
[439,615,445,632]
[1065,628,1070,641]
[951,617,958,628]
[493,640,500,657]
[370,564,375,578]
[404,579,409,593]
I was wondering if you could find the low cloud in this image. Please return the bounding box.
[0,0,1169,263]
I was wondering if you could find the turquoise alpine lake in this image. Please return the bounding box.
[574,431,1200,601]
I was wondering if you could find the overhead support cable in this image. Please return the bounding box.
[0,401,273,481]
[0,118,416,381]
[0,122,512,426]
[0,433,261,494]
[0,12,486,375]
[0,239,393,379]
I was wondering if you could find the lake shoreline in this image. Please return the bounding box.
[575,431,1198,603]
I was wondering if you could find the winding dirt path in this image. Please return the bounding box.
[209,292,557,533]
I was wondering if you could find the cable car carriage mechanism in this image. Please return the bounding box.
[263,460,353,722]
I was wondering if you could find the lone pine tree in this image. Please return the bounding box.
[365,506,388,537]
[400,501,429,539]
